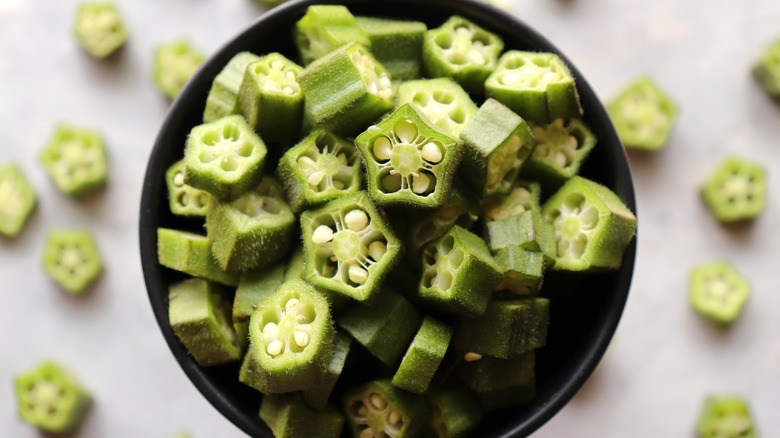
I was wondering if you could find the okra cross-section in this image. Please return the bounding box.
[522,118,597,189]
[355,105,460,207]
[391,317,453,394]
[0,163,37,237]
[696,396,756,438]
[753,38,780,98]
[300,192,402,302]
[183,115,267,201]
[542,176,637,272]
[607,77,678,151]
[428,384,483,438]
[40,124,108,198]
[486,51,582,123]
[232,263,285,342]
[165,159,210,217]
[260,394,345,438]
[294,5,370,66]
[458,352,536,411]
[494,246,547,298]
[356,16,427,80]
[42,230,103,294]
[157,228,239,286]
[407,183,479,259]
[690,261,750,325]
[344,379,430,438]
[396,78,478,140]
[203,52,261,123]
[480,180,541,222]
[700,157,767,223]
[73,2,127,59]
[152,40,206,100]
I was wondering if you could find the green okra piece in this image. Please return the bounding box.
[485,209,556,259]
[355,104,461,207]
[73,2,127,59]
[460,98,536,197]
[300,192,403,302]
[169,278,243,366]
[294,5,370,66]
[607,77,678,151]
[42,230,103,294]
[422,16,504,95]
[696,395,756,438]
[396,78,478,140]
[153,40,206,100]
[0,163,37,238]
[40,124,108,198]
[356,16,427,80]
[480,179,541,222]
[458,352,536,411]
[300,42,394,135]
[493,246,546,298]
[542,176,637,272]
[391,316,453,394]
[485,51,582,123]
[15,361,92,434]
[233,263,286,326]
[277,128,362,213]
[260,394,344,438]
[753,38,780,98]
[428,384,483,438]
[157,228,239,287]
[203,52,261,123]
[522,118,597,189]
[285,244,352,314]
[690,261,750,325]
[165,159,211,217]
[344,379,430,438]
[303,332,352,410]
[183,115,267,201]
[700,156,767,223]
[419,226,502,318]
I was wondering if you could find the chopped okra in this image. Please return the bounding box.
[753,38,780,98]
[153,40,206,100]
[696,396,756,438]
[392,317,452,394]
[494,246,547,298]
[344,379,430,438]
[700,157,767,223]
[355,16,427,80]
[428,384,483,438]
[485,209,556,261]
[522,118,597,189]
[203,52,261,123]
[690,262,750,325]
[233,263,285,329]
[396,78,478,140]
[285,244,351,314]
[406,183,480,258]
[165,159,211,217]
[458,352,536,411]
[355,105,461,207]
[480,179,541,222]
[260,394,345,438]
[40,124,108,198]
[0,163,37,238]
[304,332,352,410]
[157,228,239,286]
[607,77,678,151]
[42,230,103,294]
[73,2,127,59]
[294,5,371,66]
[15,361,92,434]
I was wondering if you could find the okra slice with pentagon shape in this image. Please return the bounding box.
[0,163,37,237]
[42,230,103,294]
[396,78,478,140]
[153,40,206,100]
[494,246,547,298]
[753,38,780,98]
[232,263,285,341]
[690,261,750,325]
[183,115,267,201]
[485,209,556,261]
[284,244,351,314]
[522,118,597,189]
[700,157,767,223]
[203,52,261,123]
[294,5,370,66]
[422,16,504,95]
[15,361,91,434]
[304,332,352,410]
[392,317,452,394]
[356,16,427,80]
[428,384,483,438]
[458,351,536,411]
[407,182,479,259]
[480,180,541,222]
[696,396,756,438]
[607,77,678,151]
[260,394,344,438]
[355,105,461,207]
[73,2,127,59]
[344,379,430,438]
[169,278,243,366]
[165,159,211,217]
[40,124,108,198]
[542,176,636,272]
[157,228,239,286]
[486,51,582,123]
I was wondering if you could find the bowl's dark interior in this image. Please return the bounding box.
[139,0,637,436]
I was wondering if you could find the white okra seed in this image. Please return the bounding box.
[271,60,284,70]
[357,405,369,417]
[468,50,486,65]
[294,331,309,347]
[412,173,431,194]
[421,142,443,163]
[312,225,335,244]
[263,322,279,337]
[359,428,374,438]
[267,340,283,356]
[370,394,386,410]
[307,170,325,186]
[344,209,369,231]
[368,241,387,261]
[173,172,185,186]
[298,156,316,169]
[264,81,282,93]
[285,298,300,312]
[464,352,482,362]
[388,410,401,425]
[379,89,393,100]
[348,264,368,284]
[373,137,392,161]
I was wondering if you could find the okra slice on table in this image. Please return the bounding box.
[232,263,285,340]
[157,228,239,286]
[392,316,453,394]
[294,5,370,66]
[344,379,430,438]
[460,98,536,197]
[419,226,502,318]
[542,176,637,272]
[522,118,597,189]
[485,209,556,260]
[696,396,756,438]
[304,332,352,410]
[183,115,267,201]
[42,230,103,294]
[169,278,243,366]
[355,16,427,80]
[73,2,127,59]
[277,128,362,213]
[153,40,206,100]
[486,51,582,123]
[355,104,460,207]
[260,394,344,438]
[690,261,750,325]
[428,384,483,438]
[700,157,767,223]
[493,246,547,298]
[458,351,536,411]
[203,52,261,123]
[0,163,36,238]
[406,183,479,258]
[422,16,504,94]
[300,192,402,302]
[480,180,541,222]
[753,38,780,97]
[15,361,91,434]
[165,159,211,217]
[396,78,478,140]
[40,124,107,198]
[607,77,678,151]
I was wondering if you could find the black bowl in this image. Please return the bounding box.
[139,0,637,436]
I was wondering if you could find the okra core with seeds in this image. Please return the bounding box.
[607,77,678,151]
[42,230,103,294]
[344,380,430,438]
[700,157,767,223]
[294,5,371,66]
[690,262,750,325]
[15,362,92,434]
[696,396,756,438]
[523,118,597,188]
[73,2,127,59]
[203,52,261,123]
[396,78,478,140]
[40,124,108,198]
[153,40,206,100]
[165,159,211,217]
[0,163,37,237]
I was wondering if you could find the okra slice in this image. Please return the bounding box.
[206,176,296,272]
[165,159,211,217]
[153,40,206,100]
[303,332,352,410]
[15,362,91,434]
[294,5,370,66]
[344,379,430,438]
[485,209,556,260]
[285,244,351,314]
[697,396,756,438]
[42,230,103,294]
[0,163,37,238]
[183,115,267,201]
[407,183,480,258]
[157,228,239,286]
[396,78,478,140]
[460,98,536,196]
[522,118,597,188]
[203,52,261,123]
[480,180,541,222]
[40,124,108,198]
[753,38,780,97]
[260,394,344,438]
[458,352,535,411]
[700,157,767,223]
[541,176,637,272]
[392,317,452,394]
[485,51,582,123]
[169,278,242,366]
[607,77,678,151]
[355,105,461,207]
[277,128,361,213]
[300,42,394,135]
[690,262,750,325]
[428,384,483,438]
[238,53,304,145]
[73,2,127,59]
[300,192,402,302]
[419,226,502,318]
[494,246,546,298]
[233,263,285,328]
[355,16,427,80]
[422,16,504,95]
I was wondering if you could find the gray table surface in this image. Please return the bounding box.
[2,0,779,436]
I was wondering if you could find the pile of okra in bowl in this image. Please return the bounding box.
[139,0,638,436]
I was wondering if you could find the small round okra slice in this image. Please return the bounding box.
[157,228,239,286]
[690,261,750,324]
[407,182,479,258]
[300,192,403,302]
[753,38,780,97]
[523,118,597,189]
[42,230,103,294]
[355,104,461,207]
[355,16,427,81]
[277,128,361,213]
[480,179,541,222]
[153,40,206,100]
[392,317,452,394]
[15,361,92,434]
[700,157,767,223]
[183,115,267,201]
[493,246,547,298]
[427,384,483,438]
[303,332,352,410]
[40,124,108,198]
[344,379,430,438]
[73,2,127,59]
[294,5,371,66]
[165,159,211,217]
[203,52,261,123]
[0,163,37,238]
[396,78,478,140]
[458,351,536,411]
[422,15,504,95]
[607,77,678,151]
[486,51,582,124]
[485,209,556,261]
[696,396,756,438]
[169,278,243,366]
[542,176,637,272]
[260,394,345,438]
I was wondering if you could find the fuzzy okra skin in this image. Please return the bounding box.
[480,179,541,222]
[493,246,547,298]
[356,16,427,80]
[690,261,750,325]
[203,52,261,123]
[391,317,452,394]
[522,118,597,189]
[696,396,756,438]
[260,394,345,438]
[153,40,206,100]
[485,209,556,261]
[303,332,352,410]
[233,263,286,326]
[40,124,108,198]
[73,2,127,59]
[42,230,103,294]
[428,384,483,438]
[294,5,371,66]
[458,351,536,411]
[0,163,37,237]
[165,159,211,217]
[344,379,430,438]
[700,157,767,223]
[607,77,678,151]
[157,228,240,286]
[396,78,478,140]
[753,38,780,97]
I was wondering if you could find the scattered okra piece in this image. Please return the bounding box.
[428,384,483,438]
[522,118,597,189]
[294,5,371,66]
[40,124,108,198]
[153,40,206,100]
[232,263,286,338]
[165,159,211,217]
[355,16,427,80]
[493,246,547,298]
[344,379,430,438]
[607,77,678,151]
[392,316,453,394]
[0,163,37,238]
[458,352,536,410]
[480,179,541,222]
[42,230,103,294]
[753,38,780,98]
[396,78,478,140]
[696,396,756,438]
[157,228,239,286]
[203,52,261,123]
[15,362,92,434]
[690,261,750,325]
[260,394,345,438]
[304,332,352,410]
[73,2,127,59]
[485,209,556,262]
[700,157,767,223]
